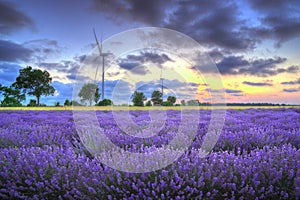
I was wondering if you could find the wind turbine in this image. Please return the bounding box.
[160,64,164,102]
[93,28,110,100]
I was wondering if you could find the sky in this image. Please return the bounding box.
[0,0,300,105]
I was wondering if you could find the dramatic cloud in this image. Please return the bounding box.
[216,56,249,74]
[0,39,61,63]
[0,1,34,35]
[231,93,244,97]
[247,0,300,47]
[225,89,243,93]
[125,51,173,65]
[92,0,169,26]
[92,0,300,52]
[0,40,33,62]
[39,60,80,74]
[242,81,273,86]
[118,51,172,75]
[281,78,300,85]
[216,56,298,77]
[282,88,300,93]
[23,39,61,62]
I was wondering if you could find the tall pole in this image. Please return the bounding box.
[161,78,164,101]
[102,55,105,100]
[101,53,109,101]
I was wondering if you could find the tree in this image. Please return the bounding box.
[167,96,176,105]
[187,99,200,106]
[161,101,173,106]
[151,90,162,105]
[181,100,186,106]
[97,99,113,106]
[0,85,25,107]
[94,87,100,104]
[132,91,146,106]
[145,100,152,106]
[13,66,55,105]
[27,99,37,107]
[78,83,100,106]
[55,102,60,106]
[64,99,71,106]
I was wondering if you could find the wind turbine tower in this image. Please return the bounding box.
[93,29,109,100]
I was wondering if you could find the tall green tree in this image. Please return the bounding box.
[145,100,152,106]
[0,85,25,107]
[94,87,100,104]
[13,66,55,105]
[132,91,146,106]
[181,99,186,106]
[97,99,113,106]
[78,83,100,106]
[151,90,162,105]
[64,99,71,106]
[167,96,176,105]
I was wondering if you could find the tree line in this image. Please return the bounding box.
[0,66,294,107]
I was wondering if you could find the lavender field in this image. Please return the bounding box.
[0,109,299,199]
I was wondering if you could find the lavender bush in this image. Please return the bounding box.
[0,109,299,199]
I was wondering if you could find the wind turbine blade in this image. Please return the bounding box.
[93,28,102,55]
[93,28,102,81]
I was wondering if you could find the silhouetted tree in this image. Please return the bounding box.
[78,83,100,106]
[0,85,25,107]
[97,99,113,106]
[27,99,37,107]
[167,96,176,105]
[64,99,71,106]
[132,91,146,106]
[181,99,186,106]
[161,101,173,106]
[94,87,100,104]
[13,66,55,105]
[151,90,162,105]
[187,99,200,106]
[145,100,152,106]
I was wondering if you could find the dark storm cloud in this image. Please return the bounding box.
[225,89,243,93]
[118,62,147,75]
[39,60,80,74]
[92,0,169,26]
[118,51,172,75]
[216,56,249,74]
[281,78,300,85]
[125,52,173,65]
[23,39,61,62]
[92,0,300,51]
[215,56,297,77]
[0,40,33,62]
[247,0,300,47]
[242,81,273,86]
[0,1,34,35]
[118,62,140,70]
[0,39,61,63]
[282,88,300,93]
[231,93,244,97]
[173,1,256,51]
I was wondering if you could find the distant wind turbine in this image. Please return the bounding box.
[160,65,164,101]
[93,28,110,100]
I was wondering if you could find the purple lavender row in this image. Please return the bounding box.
[0,109,299,199]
